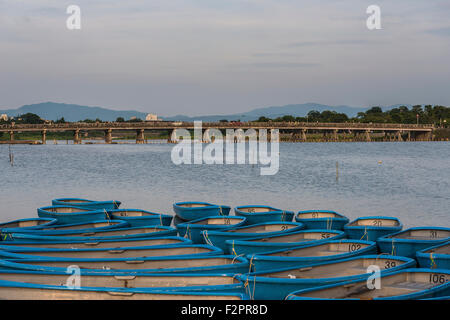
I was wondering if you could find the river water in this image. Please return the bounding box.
[0,141,448,228]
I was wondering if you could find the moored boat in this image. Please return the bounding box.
[0,236,192,251]
[226,229,346,256]
[237,255,416,300]
[285,269,450,300]
[0,244,223,260]
[176,216,247,244]
[416,241,450,270]
[201,222,305,253]
[1,220,128,235]
[0,278,248,300]
[0,268,244,296]
[1,226,178,242]
[52,198,121,211]
[0,218,57,232]
[377,227,450,258]
[295,210,349,230]
[37,206,108,225]
[173,202,231,221]
[248,240,377,272]
[0,255,250,275]
[344,216,403,241]
[234,206,294,225]
[107,209,173,227]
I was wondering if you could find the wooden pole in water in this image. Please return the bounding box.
[336,161,339,181]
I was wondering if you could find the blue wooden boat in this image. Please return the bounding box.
[37,206,108,225]
[1,226,178,242]
[377,227,450,258]
[237,255,415,300]
[295,210,349,230]
[0,244,223,260]
[201,222,305,253]
[172,215,187,227]
[107,209,173,227]
[173,202,231,221]
[248,240,377,272]
[0,268,245,295]
[226,229,346,256]
[344,216,403,241]
[0,278,248,300]
[416,241,450,270]
[285,268,450,300]
[51,198,121,210]
[0,255,250,275]
[1,220,129,235]
[234,206,294,225]
[176,216,247,244]
[0,218,57,232]
[0,236,192,251]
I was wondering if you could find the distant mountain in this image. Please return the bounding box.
[162,103,409,121]
[0,101,412,122]
[0,102,147,122]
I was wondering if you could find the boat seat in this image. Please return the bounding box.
[384,281,435,291]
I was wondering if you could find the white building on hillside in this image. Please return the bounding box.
[0,114,8,121]
[145,113,159,121]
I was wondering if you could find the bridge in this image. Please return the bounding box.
[0,121,435,144]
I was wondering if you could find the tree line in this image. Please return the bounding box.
[255,105,449,127]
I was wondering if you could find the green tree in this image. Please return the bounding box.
[116,117,125,122]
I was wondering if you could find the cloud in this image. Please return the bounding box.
[427,27,450,37]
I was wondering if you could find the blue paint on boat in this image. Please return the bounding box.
[107,209,173,227]
[173,202,231,221]
[0,226,178,242]
[234,206,294,225]
[173,215,188,227]
[248,239,377,272]
[416,241,450,269]
[37,206,108,225]
[0,268,245,294]
[295,210,350,230]
[176,216,247,244]
[51,198,121,210]
[237,255,416,300]
[201,222,305,254]
[0,236,192,251]
[0,218,57,232]
[0,243,224,260]
[377,227,450,258]
[1,220,129,235]
[285,268,450,300]
[226,229,345,256]
[0,255,250,275]
[344,216,403,241]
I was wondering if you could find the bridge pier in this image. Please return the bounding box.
[396,131,403,142]
[333,129,338,142]
[365,130,371,142]
[105,129,113,144]
[42,130,47,144]
[73,130,81,144]
[9,131,14,141]
[136,129,145,144]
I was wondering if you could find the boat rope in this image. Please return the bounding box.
[248,255,255,273]
[159,214,163,226]
[203,230,214,247]
[219,206,223,216]
[184,224,191,240]
[113,200,119,209]
[429,252,437,269]
[326,218,332,230]
[104,209,111,221]
[231,240,238,256]
[360,226,368,241]
[281,211,286,222]
[391,239,396,256]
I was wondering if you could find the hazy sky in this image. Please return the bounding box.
[1,0,449,116]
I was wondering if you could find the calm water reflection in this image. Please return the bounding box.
[0,141,449,228]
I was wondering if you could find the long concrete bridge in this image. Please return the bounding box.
[0,121,435,144]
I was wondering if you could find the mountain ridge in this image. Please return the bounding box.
[0,101,413,122]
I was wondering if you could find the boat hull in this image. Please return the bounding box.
[173,202,231,221]
[234,206,294,225]
[107,209,173,227]
[416,242,450,269]
[52,198,121,211]
[344,216,403,241]
[295,210,349,230]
